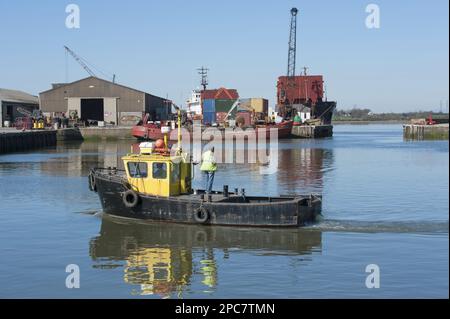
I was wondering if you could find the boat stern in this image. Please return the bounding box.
[297,194,322,226]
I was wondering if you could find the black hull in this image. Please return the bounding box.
[94,173,321,227]
[312,101,336,125]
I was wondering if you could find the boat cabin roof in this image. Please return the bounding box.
[122,153,183,163]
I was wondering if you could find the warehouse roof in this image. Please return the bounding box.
[40,76,156,96]
[0,88,39,104]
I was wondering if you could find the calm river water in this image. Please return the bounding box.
[0,124,448,298]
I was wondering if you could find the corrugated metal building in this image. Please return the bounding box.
[0,89,39,127]
[39,77,170,126]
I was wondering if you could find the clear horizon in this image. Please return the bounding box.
[0,0,448,113]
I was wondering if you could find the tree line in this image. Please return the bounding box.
[333,108,449,121]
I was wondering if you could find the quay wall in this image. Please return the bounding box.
[56,128,84,141]
[78,127,133,140]
[403,124,449,140]
[0,130,57,154]
[55,127,134,141]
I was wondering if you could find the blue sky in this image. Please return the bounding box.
[0,0,448,112]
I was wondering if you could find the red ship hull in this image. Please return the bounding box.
[132,121,293,141]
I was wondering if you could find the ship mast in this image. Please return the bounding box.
[197,66,209,91]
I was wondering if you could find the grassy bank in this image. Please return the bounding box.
[333,120,407,125]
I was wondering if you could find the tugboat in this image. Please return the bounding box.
[89,112,322,227]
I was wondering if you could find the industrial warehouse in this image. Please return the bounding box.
[39,76,170,126]
[0,89,39,128]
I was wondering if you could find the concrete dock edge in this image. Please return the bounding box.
[0,130,57,154]
[403,124,449,140]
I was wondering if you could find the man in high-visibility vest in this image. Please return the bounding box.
[200,146,217,194]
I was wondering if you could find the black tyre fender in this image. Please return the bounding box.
[122,189,140,208]
[88,173,97,192]
[193,206,210,224]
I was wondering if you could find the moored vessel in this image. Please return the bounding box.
[132,115,294,141]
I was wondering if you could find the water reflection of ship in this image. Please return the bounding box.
[277,146,334,191]
[123,247,193,297]
[39,141,131,177]
[235,145,334,193]
[89,216,322,297]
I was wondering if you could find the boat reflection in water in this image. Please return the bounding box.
[90,216,322,298]
[277,146,334,192]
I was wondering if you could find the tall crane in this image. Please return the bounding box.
[276,8,336,124]
[287,8,298,79]
[64,45,96,77]
[64,45,116,83]
[279,8,299,118]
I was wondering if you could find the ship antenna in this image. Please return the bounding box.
[302,66,308,76]
[197,66,209,91]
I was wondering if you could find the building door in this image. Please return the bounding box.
[81,98,104,121]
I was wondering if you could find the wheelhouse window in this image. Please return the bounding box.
[152,162,167,179]
[171,163,180,183]
[127,162,148,178]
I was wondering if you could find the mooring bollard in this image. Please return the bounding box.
[223,185,229,197]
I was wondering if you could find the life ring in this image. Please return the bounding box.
[88,173,97,192]
[123,189,140,208]
[193,207,210,224]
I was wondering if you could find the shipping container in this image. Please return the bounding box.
[238,99,251,112]
[235,111,252,126]
[238,98,268,114]
[216,112,228,123]
[215,99,237,113]
[203,99,216,113]
[201,88,239,100]
[250,98,269,114]
[203,111,216,125]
